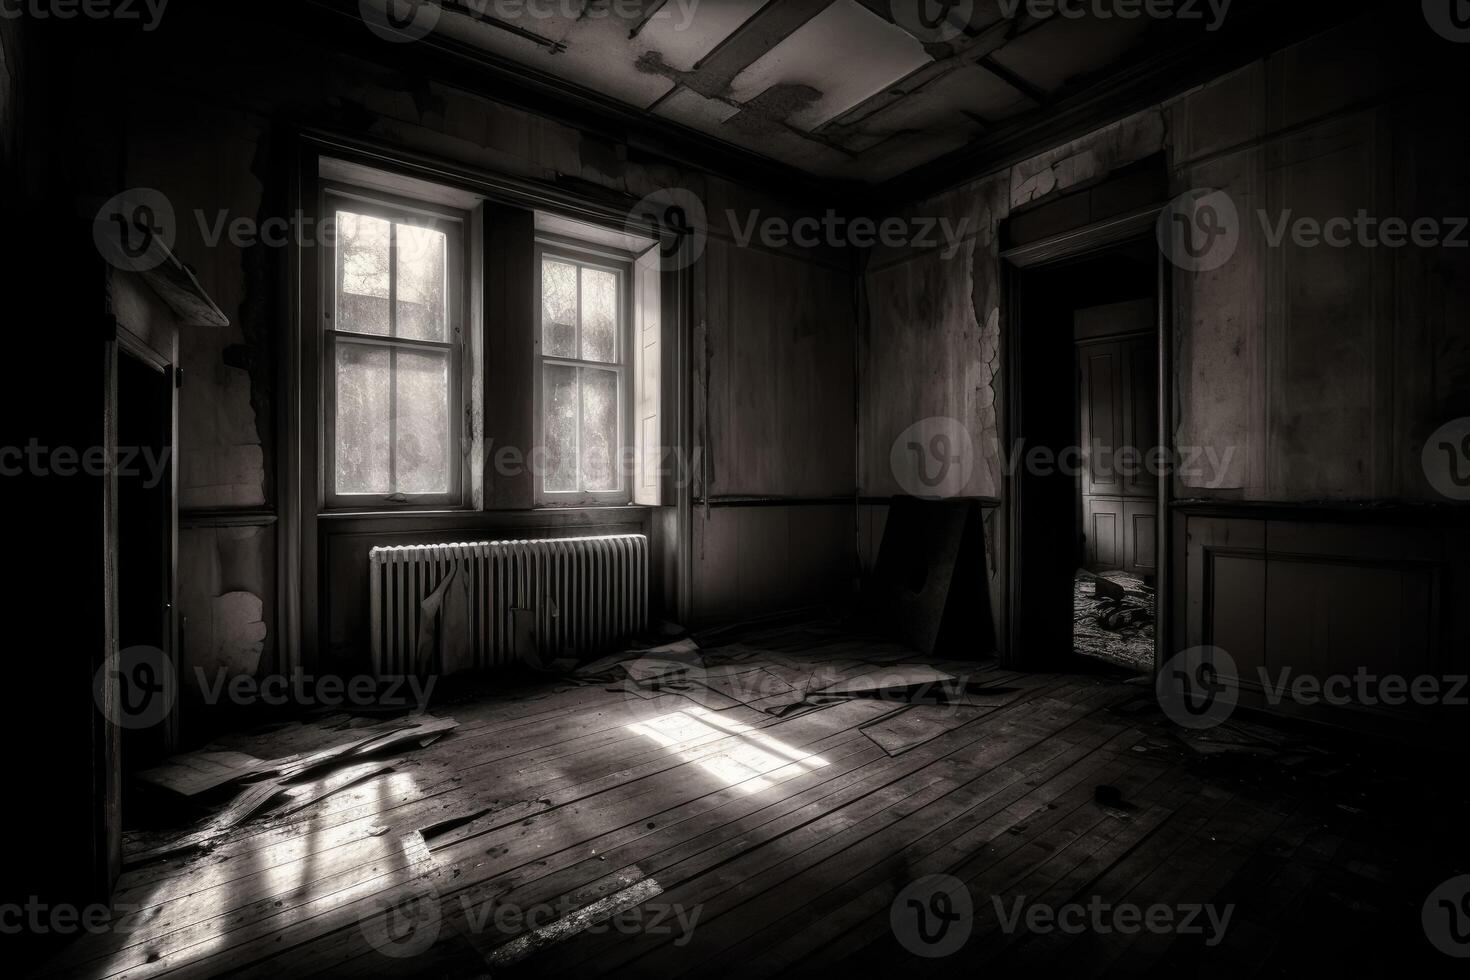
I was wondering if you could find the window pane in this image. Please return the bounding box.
[336,211,391,336]
[396,223,447,342]
[581,267,617,363]
[396,350,451,495]
[580,367,619,492]
[335,344,390,494]
[543,364,579,493]
[542,259,578,358]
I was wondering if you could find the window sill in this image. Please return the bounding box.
[317,504,651,523]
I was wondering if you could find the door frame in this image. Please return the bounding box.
[999,205,1172,674]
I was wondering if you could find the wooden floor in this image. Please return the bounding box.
[44,622,1470,978]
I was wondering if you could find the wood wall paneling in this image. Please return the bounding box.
[1180,508,1469,731]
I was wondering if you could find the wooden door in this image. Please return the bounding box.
[1077,309,1158,577]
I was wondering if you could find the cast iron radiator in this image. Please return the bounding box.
[368,534,649,677]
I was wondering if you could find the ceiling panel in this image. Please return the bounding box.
[434,5,674,109]
[637,0,773,72]
[653,86,741,131]
[728,0,931,132]
[380,0,1274,186]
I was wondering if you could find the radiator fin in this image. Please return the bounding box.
[368,534,649,678]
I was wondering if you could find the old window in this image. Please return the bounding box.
[323,189,466,507]
[535,241,632,504]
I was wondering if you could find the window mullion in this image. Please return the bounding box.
[388,222,399,493]
[575,267,584,494]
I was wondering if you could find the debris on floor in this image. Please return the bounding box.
[1093,783,1135,818]
[135,749,270,798]
[1074,569,1154,670]
[124,713,458,866]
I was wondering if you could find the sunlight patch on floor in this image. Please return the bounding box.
[625,708,828,793]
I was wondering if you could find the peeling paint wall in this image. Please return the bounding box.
[71,7,862,684]
[859,7,1470,642]
[1168,15,1470,500]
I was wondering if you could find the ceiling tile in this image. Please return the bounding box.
[728,0,932,133]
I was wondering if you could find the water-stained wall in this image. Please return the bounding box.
[53,5,863,692]
[859,6,1470,683]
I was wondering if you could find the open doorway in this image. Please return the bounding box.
[1072,283,1158,671]
[1006,237,1163,673]
[115,350,178,768]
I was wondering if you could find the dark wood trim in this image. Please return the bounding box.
[668,250,695,625]
[484,203,537,510]
[698,496,857,508]
[1000,205,1163,269]
[1154,248,1173,677]
[137,244,229,328]
[1173,500,1470,525]
[180,508,280,529]
[316,505,651,535]
[303,129,642,235]
[853,495,1002,508]
[1002,259,1022,669]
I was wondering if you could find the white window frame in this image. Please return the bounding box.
[321,185,469,510]
[533,236,635,507]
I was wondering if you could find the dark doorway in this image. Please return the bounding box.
[1007,238,1162,671]
[116,350,178,768]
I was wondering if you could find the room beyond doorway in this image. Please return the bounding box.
[1005,236,1163,674]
